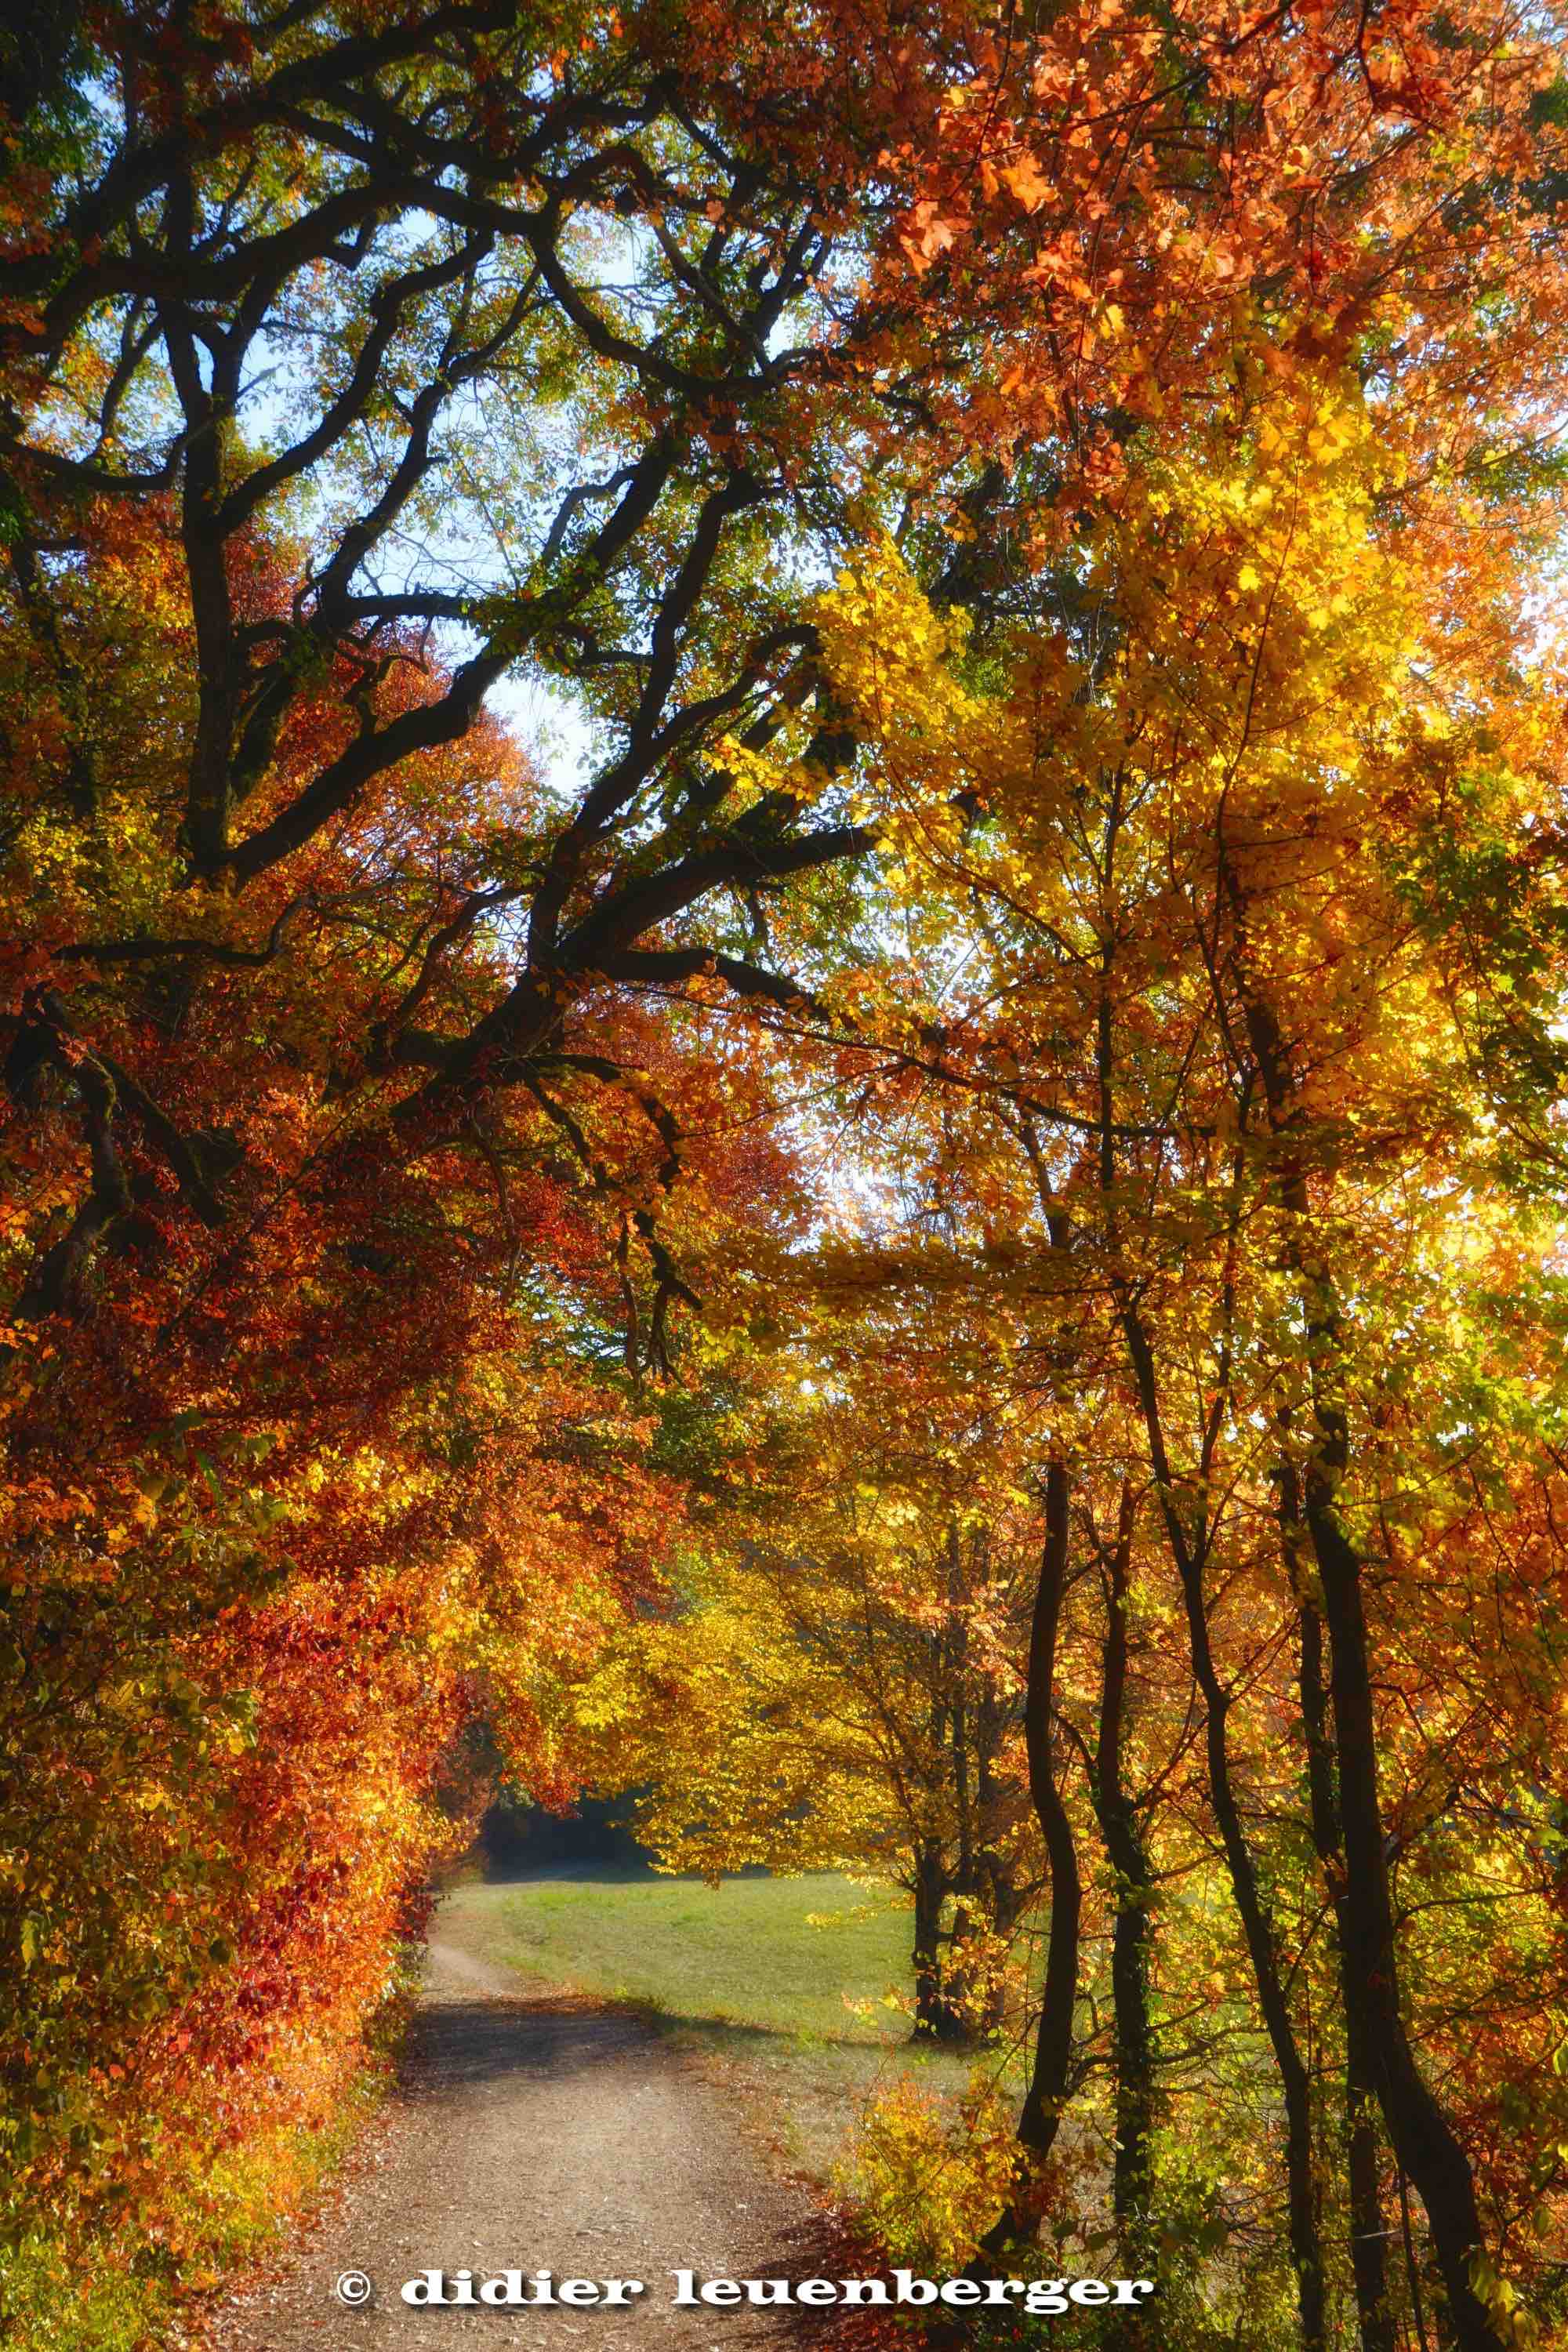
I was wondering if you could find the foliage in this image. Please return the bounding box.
[573,1371,1049,2036]
[5,0,1568,2343]
[836,2074,1020,2276]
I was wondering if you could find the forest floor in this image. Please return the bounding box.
[209,1886,877,2350]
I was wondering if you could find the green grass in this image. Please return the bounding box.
[445,1869,978,2177]
[452,1868,913,2037]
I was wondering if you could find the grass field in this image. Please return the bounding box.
[442,1867,979,2177]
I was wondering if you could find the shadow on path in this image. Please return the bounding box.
[214,1917,855,2349]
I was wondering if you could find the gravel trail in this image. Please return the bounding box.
[214,1911,832,2350]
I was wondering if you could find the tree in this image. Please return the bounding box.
[8,0,1568,2332]
[575,1356,1051,2042]
[797,344,1568,2343]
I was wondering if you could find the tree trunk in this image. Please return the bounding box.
[1090,877,1323,2346]
[1122,1305,1327,2352]
[1303,1477,1501,2352]
[1093,1480,1156,2258]
[1287,1479,1396,2352]
[1018,1454,1083,2159]
[911,1842,965,2042]
[1236,969,1504,2352]
[982,1454,1082,2255]
[971,1679,1020,2034]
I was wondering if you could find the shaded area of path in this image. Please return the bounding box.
[214,1922,833,2349]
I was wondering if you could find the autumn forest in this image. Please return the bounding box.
[4,0,1568,2343]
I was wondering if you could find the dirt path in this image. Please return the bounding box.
[214,1911,833,2350]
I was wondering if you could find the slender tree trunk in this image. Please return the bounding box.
[912,1841,964,2042]
[971,1682,1018,2034]
[1236,969,1504,2352]
[1303,1476,1501,2352]
[982,1454,1082,2253]
[1286,1474,1396,2352]
[1018,1454,1083,2158]
[1087,839,1323,2347]
[1020,1458,1081,2154]
[1121,1305,1327,2352]
[1092,1480,1156,2257]
[1344,2040,1393,2352]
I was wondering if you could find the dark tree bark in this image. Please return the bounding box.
[962,1672,1029,2036]
[911,1842,967,2043]
[1304,1472,1501,2352]
[1284,1468,1396,2352]
[981,1448,1083,2259]
[1121,1306,1327,2352]
[1091,1480,1157,2260]
[1233,962,1504,2352]
[1018,1453,1083,2161]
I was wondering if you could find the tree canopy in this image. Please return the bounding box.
[5,1,1568,2347]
